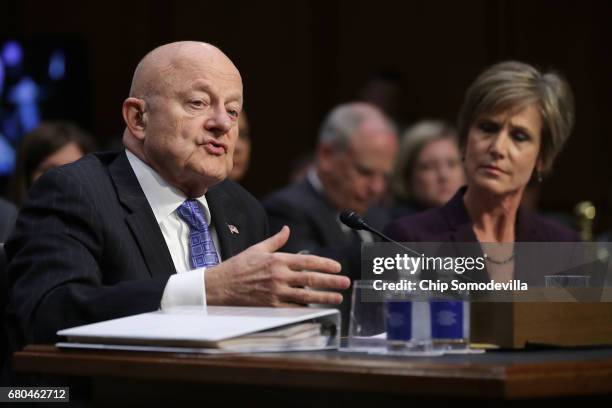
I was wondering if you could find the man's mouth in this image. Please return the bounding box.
[203,140,227,155]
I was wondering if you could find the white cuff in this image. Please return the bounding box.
[160,268,207,311]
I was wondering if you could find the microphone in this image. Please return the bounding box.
[339,209,479,284]
[339,210,421,256]
[338,210,369,231]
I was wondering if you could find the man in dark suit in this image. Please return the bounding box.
[4,41,350,354]
[264,103,397,324]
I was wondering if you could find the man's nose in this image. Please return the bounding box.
[205,106,232,135]
[369,175,387,196]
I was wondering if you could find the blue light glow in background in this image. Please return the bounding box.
[48,50,66,80]
[1,40,24,68]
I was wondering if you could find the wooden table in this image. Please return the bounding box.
[13,345,612,406]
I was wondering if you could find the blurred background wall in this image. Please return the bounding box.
[1,0,610,228]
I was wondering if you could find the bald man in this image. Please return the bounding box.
[4,42,349,354]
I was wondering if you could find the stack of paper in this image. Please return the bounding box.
[56,306,340,353]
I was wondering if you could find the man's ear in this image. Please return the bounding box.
[317,143,337,172]
[122,97,147,141]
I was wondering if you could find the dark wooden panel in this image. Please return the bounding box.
[12,345,612,399]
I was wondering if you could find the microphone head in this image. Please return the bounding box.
[339,210,367,230]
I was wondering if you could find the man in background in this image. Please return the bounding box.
[264,102,398,323]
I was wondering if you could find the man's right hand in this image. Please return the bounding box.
[204,226,350,307]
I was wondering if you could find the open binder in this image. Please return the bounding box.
[56,306,340,354]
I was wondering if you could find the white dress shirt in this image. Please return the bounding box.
[126,149,221,311]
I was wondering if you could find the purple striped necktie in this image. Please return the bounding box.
[176,199,219,269]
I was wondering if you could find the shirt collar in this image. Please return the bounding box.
[125,149,212,225]
[307,168,355,234]
[307,168,324,195]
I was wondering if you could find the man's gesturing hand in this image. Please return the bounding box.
[204,226,350,307]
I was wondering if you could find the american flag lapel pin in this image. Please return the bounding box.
[228,224,239,235]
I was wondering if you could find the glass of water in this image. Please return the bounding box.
[347,280,387,350]
[385,290,433,352]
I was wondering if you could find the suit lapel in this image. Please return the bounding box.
[206,181,247,260]
[108,152,176,278]
[443,187,478,243]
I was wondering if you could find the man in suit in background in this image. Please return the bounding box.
[263,103,398,324]
[4,42,350,356]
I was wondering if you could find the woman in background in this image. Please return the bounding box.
[385,61,579,283]
[228,112,251,182]
[390,120,465,218]
[9,121,95,206]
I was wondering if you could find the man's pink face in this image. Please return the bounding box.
[143,56,243,193]
[327,127,397,215]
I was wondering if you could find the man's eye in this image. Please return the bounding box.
[478,121,499,133]
[227,109,239,118]
[354,164,373,177]
[189,100,205,108]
